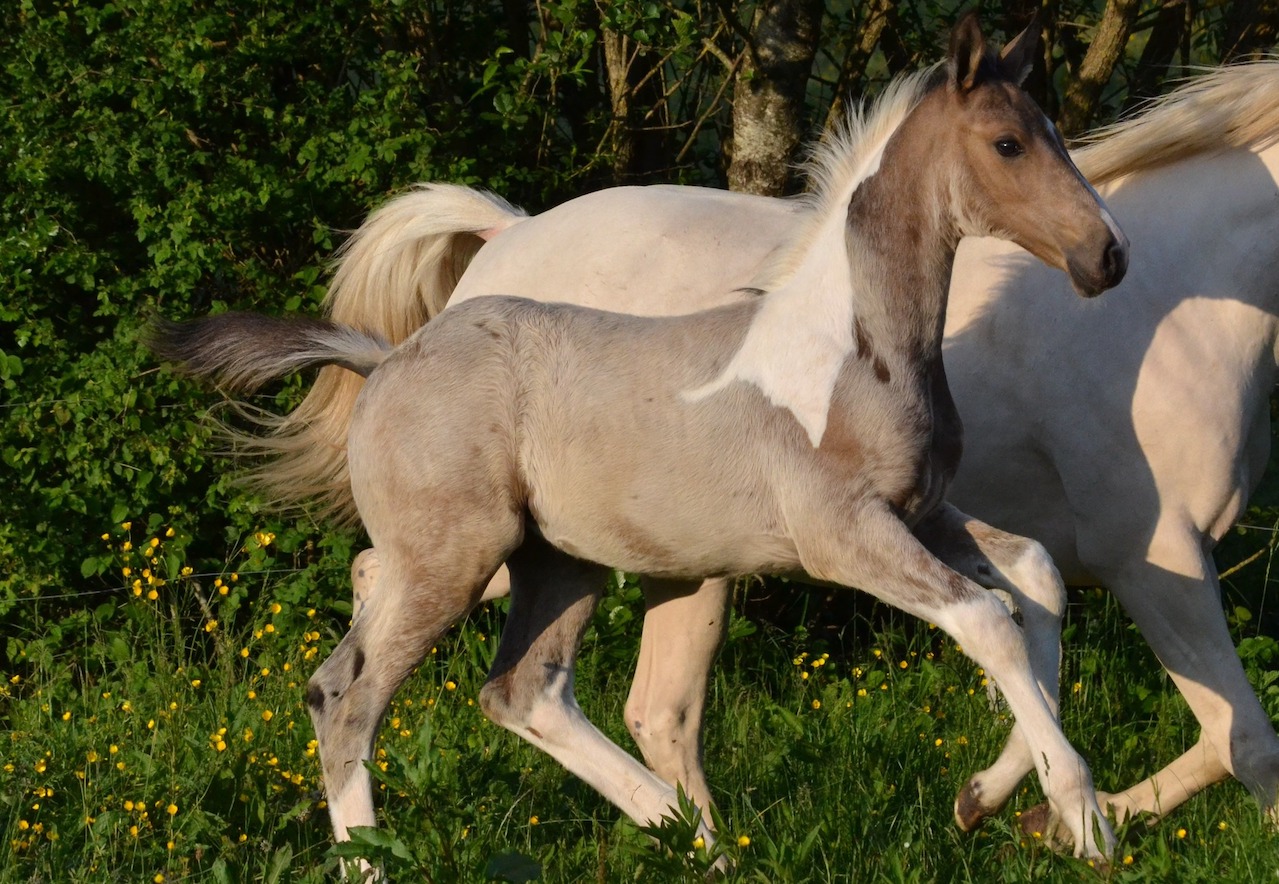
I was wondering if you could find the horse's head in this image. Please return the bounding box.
[933,14,1128,297]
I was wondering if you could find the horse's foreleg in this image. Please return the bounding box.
[913,503,1067,833]
[1066,528,1279,823]
[625,576,729,815]
[801,503,1113,860]
[479,538,721,861]
[1019,734,1229,840]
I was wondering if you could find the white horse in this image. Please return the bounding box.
[153,17,1128,863]
[305,57,1279,840]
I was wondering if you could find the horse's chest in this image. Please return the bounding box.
[819,373,962,523]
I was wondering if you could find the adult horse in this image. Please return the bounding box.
[297,54,1279,839]
[154,17,1127,861]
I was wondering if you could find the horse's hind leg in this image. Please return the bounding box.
[351,550,510,625]
[355,551,727,816]
[912,503,1068,833]
[479,536,718,850]
[350,549,381,625]
[625,576,729,816]
[309,543,505,843]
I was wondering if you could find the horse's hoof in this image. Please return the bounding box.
[1016,802,1052,840]
[954,778,999,832]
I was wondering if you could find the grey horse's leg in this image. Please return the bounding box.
[353,550,730,815]
[911,504,1068,834]
[311,540,501,874]
[794,500,1112,859]
[477,536,722,860]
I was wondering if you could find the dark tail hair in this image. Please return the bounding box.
[148,313,391,392]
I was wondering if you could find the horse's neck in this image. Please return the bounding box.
[844,157,957,380]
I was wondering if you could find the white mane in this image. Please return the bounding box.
[685,69,934,447]
[1073,58,1279,186]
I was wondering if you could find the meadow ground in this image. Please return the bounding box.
[3,520,1279,883]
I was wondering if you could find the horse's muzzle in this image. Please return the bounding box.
[1069,231,1129,298]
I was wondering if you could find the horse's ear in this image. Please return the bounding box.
[998,12,1043,85]
[948,12,988,94]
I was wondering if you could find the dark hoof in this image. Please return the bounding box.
[954,778,1000,832]
[1016,802,1052,840]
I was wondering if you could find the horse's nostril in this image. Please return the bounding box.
[1103,237,1128,286]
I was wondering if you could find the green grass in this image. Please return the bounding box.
[3,525,1279,882]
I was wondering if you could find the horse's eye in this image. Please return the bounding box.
[995,138,1024,158]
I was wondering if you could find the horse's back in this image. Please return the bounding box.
[453,186,800,315]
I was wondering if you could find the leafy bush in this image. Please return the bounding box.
[0,0,613,659]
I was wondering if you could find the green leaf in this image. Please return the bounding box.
[263,844,293,884]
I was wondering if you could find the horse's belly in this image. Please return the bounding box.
[526,458,800,579]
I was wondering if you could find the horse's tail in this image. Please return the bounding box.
[187,184,526,523]
[150,313,392,391]
[150,311,397,523]
[326,183,528,335]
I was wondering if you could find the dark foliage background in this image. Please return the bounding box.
[2,0,1276,662]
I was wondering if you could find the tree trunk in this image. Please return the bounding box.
[727,0,822,196]
[599,25,670,182]
[823,0,894,131]
[1058,0,1142,136]
[1125,0,1189,111]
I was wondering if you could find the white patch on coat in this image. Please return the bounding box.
[682,210,860,447]
[679,133,903,445]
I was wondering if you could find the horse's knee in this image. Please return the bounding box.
[1007,540,1066,620]
[625,696,695,759]
[478,672,520,729]
[1228,728,1279,805]
[351,548,382,621]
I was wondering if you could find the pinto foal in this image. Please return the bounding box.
[153,16,1127,866]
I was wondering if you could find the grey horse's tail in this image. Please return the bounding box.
[149,312,395,520]
[149,313,392,393]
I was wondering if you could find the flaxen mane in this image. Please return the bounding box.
[750,68,935,292]
[1074,59,1279,185]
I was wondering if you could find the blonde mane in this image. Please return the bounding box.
[1074,59,1279,185]
[752,67,937,290]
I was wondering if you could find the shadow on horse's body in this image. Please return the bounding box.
[153,17,1129,865]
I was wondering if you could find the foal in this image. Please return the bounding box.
[154,16,1127,863]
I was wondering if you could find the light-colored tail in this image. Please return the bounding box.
[327,183,528,336]
[195,183,526,522]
